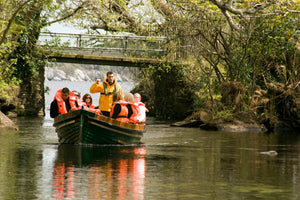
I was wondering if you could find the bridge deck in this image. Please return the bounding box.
[40,32,168,66]
[49,53,163,67]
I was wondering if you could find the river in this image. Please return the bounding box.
[1,81,300,199]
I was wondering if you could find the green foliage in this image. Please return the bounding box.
[246,10,299,86]
[214,110,234,122]
[0,42,20,101]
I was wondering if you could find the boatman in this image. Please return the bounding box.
[50,87,78,118]
[90,71,123,117]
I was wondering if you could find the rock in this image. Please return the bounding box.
[87,70,102,81]
[0,111,18,131]
[45,66,134,82]
[53,69,67,80]
[260,150,278,156]
[171,120,203,127]
[74,69,91,81]
[45,67,54,80]
[115,74,122,82]
[216,120,267,132]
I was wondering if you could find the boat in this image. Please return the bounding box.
[53,109,146,145]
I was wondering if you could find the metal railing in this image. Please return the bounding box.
[39,32,167,59]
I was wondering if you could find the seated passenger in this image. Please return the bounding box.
[124,93,139,124]
[110,92,127,121]
[82,93,96,108]
[110,93,138,124]
[50,87,78,118]
[134,93,149,123]
[80,93,101,115]
[72,90,84,108]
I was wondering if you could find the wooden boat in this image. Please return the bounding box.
[53,109,146,145]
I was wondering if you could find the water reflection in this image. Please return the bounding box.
[52,145,146,199]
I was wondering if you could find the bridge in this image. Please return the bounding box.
[39,32,168,67]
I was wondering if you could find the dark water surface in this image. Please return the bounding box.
[1,81,300,199]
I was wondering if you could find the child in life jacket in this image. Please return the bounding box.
[134,93,149,123]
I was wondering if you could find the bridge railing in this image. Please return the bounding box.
[39,32,167,59]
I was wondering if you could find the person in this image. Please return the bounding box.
[50,87,78,118]
[110,92,138,123]
[90,71,123,117]
[134,93,149,123]
[124,93,134,103]
[72,90,84,108]
[110,92,127,121]
[82,93,96,108]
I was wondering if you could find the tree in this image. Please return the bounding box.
[66,0,298,122]
[0,0,88,115]
[1,0,299,122]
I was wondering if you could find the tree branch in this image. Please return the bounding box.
[150,0,179,19]
[42,2,87,26]
[0,0,31,45]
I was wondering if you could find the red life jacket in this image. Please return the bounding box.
[54,89,77,114]
[80,102,100,115]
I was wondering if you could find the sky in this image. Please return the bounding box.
[42,22,85,34]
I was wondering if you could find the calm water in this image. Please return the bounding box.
[1,81,300,199]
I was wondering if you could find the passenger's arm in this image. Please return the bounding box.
[90,81,103,94]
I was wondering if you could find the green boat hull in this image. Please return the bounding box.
[53,109,145,145]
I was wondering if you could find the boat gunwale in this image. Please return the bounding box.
[54,109,146,132]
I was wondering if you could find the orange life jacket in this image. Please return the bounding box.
[80,102,101,115]
[82,102,96,109]
[76,99,85,108]
[128,103,139,124]
[86,107,101,115]
[89,103,96,109]
[54,89,77,114]
[110,100,129,122]
[110,100,139,123]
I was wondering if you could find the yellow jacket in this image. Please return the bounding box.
[90,79,123,112]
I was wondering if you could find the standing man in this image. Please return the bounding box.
[90,71,123,117]
[50,87,78,118]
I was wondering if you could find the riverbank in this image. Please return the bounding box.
[45,63,137,82]
[169,82,300,133]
